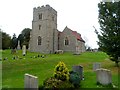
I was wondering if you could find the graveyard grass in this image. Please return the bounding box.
[2,50,119,89]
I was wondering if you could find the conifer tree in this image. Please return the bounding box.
[96,1,120,66]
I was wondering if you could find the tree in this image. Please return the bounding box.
[86,46,92,51]
[1,31,11,50]
[18,34,24,49]
[18,28,31,49]
[11,33,18,49]
[96,1,120,66]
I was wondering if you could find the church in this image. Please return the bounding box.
[29,5,86,54]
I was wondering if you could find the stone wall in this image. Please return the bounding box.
[59,27,77,53]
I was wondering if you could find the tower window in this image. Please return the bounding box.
[39,25,41,30]
[52,16,54,21]
[39,13,42,20]
[65,37,69,45]
[38,36,41,45]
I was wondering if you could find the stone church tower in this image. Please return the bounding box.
[29,5,86,54]
[29,5,58,53]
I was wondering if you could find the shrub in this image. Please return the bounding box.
[43,77,74,89]
[69,71,81,87]
[43,77,62,89]
[54,61,69,81]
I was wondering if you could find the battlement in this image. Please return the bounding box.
[33,4,57,14]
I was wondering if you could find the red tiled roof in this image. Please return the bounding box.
[71,31,85,42]
[59,26,85,42]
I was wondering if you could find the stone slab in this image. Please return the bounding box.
[24,73,38,90]
[72,65,83,80]
[96,68,112,85]
[93,62,101,71]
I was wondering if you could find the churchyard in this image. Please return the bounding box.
[1,49,119,89]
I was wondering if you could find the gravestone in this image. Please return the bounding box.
[24,73,38,90]
[96,68,112,85]
[17,40,21,50]
[55,50,63,54]
[22,45,26,56]
[93,62,101,71]
[72,65,83,80]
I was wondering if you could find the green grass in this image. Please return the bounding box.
[2,50,119,89]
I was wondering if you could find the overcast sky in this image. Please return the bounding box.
[0,0,101,49]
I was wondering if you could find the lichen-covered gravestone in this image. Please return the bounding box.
[96,68,112,85]
[72,65,83,80]
[24,73,38,90]
[93,62,101,71]
[22,45,26,56]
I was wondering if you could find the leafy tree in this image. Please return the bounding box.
[96,1,120,66]
[11,33,18,49]
[18,28,31,49]
[1,31,11,49]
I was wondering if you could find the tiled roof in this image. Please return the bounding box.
[59,26,85,42]
[72,31,85,42]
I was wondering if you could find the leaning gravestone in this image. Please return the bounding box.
[93,62,101,71]
[24,73,38,90]
[72,65,83,80]
[96,68,112,85]
[22,45,26,56]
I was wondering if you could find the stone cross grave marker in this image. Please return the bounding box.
[93,62,101,71]
[17,40,21,50]
[22,45,26,56]
[24,73,38,90]
[72,65,83,80]
[96,68,112,85]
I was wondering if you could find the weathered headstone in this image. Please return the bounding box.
[22,45,26,56]
[17,40,21,50]
[24,73,38,90]
[72,65,83,80]
[96,68,112,85]
[93,62,101,71]
[55,50,63,54]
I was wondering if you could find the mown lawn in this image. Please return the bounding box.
[1,50,119,89]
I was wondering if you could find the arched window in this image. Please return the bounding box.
[39,13,42,20]
[39,25,41,30]
[65,37,69,45]
[38,36,41,45]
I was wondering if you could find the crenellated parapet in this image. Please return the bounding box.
[33,4,57,15]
